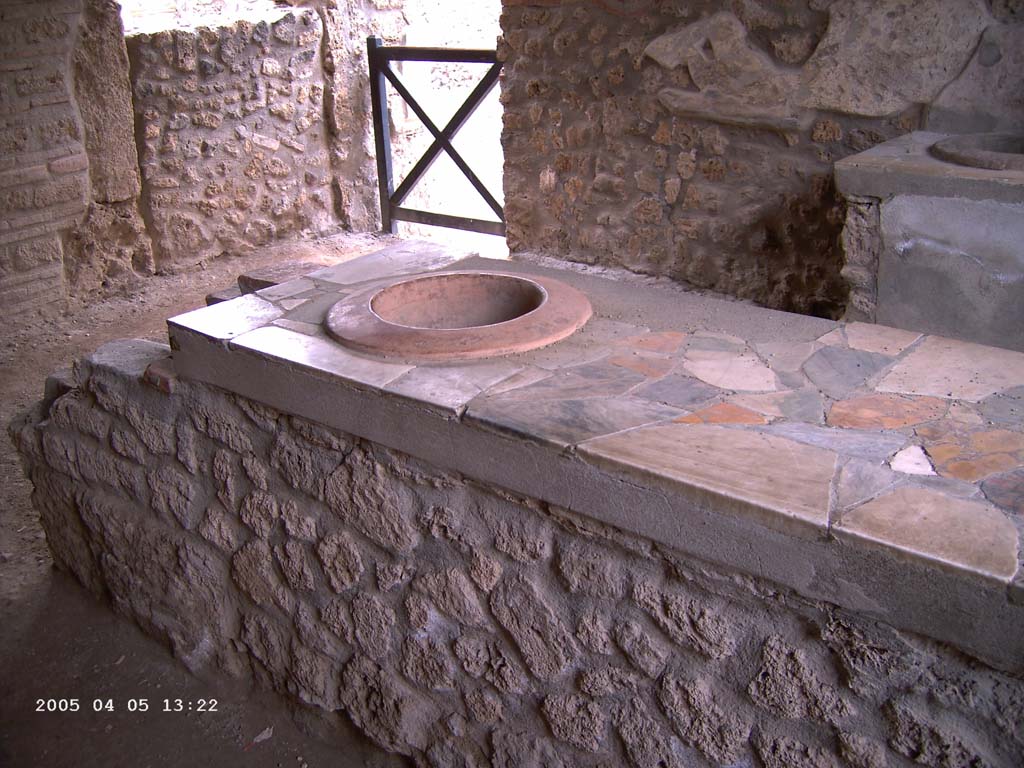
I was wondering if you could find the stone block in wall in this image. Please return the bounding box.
[802,0,989,117]
[840,196,880,323]
[73,0,144,204]
[927,22,1024,133]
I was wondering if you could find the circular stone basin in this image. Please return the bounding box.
[929,133,1024,172]
[325,271,593,362]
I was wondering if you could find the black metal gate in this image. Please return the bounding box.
[367,36,505,237]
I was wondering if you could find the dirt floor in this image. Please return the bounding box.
[0,232,408,767]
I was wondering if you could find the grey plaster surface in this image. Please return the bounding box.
[876,195,1024,352]
[835,131,1024,205]
[452,257,838,344]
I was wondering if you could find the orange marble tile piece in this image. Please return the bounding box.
[607,354,676,378]
[837,487,1019,581]
[968,429,1024,456]
[925,443,962,465]
[827,393,947,430]
[942,454,1021,483]
[675,402,770,425]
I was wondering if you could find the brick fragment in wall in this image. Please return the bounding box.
[275,540,316,592]
[613,618,668,678]
[754,732,839,768]
[289,642,338,709]
[747,635,851,724]
[542,694,607,752]
[316,531,363,592]
[464,687,503,725]
[613,698,681,768]
[489,574,578,681]
[324,450,418,554]
[632,580,736,659]
[401,635,454,690]
[339,654,431,755]
[412,569,486,628]
[240,489,278,538]
[232,539,294,614]
[453,634,528,695]
[659,675,750,764]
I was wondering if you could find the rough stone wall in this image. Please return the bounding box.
[498,0,1018,318]
[125,11,338,265]
[320,0,409,234]
[838,196,879,324]
[0,0,90,313]
[11,339,1024,768]
[65,0,154,297]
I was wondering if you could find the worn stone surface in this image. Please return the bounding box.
[928,22,1024,133]
[581,423,835,533]
[879,336,1024,402]
[803,0,988,117]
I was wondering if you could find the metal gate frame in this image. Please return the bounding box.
[367,36,505,237]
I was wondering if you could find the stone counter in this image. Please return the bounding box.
[11,245,1024,767]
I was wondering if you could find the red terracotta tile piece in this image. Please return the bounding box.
[827,393,947,430]
[675,402,770,425]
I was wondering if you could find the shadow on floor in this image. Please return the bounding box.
[0,569,402,768]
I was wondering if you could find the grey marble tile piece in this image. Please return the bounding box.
[486,359,647,402]
[256,276,317,302]
[836,458,901,512]
[272,318,322,336]
[466,395,683,450]
[167,293,282,341]
[229,325,412,389]
[761,422,907,462]
[385,360,524,413]
[731,388,825,423]
[520,318,649,371]
[306,241,471,286]
[632,372,721,410]
[979,386,1024,426]
[802,345,893,399]
[280,290,349,326]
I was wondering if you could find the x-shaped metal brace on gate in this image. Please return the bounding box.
[367,37,505,237]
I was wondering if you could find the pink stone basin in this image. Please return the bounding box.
[325,271,593,362]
